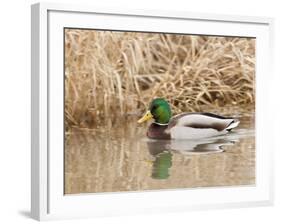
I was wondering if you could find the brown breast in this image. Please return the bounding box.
[147,123,171,139]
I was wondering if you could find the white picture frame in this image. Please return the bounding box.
[31,2,275,221]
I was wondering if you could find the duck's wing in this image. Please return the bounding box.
[168,112,239,132]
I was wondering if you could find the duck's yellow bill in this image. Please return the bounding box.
[138,110,153,123]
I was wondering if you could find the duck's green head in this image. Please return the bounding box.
[138,98,172,124]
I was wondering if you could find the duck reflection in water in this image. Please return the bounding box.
[147,141,172,179]
[146,134,242,180]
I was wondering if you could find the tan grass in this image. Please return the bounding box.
[65,29,255,128]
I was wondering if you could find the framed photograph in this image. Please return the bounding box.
[31,2,275,221]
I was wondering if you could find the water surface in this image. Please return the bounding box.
[64,116,255,194]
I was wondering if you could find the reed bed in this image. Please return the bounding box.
[65,29,255,128]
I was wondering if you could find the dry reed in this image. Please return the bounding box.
[65,29,255,128]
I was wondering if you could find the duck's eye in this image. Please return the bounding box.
[151,105,157,111]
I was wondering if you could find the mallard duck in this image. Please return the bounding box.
[138,98,240,140]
